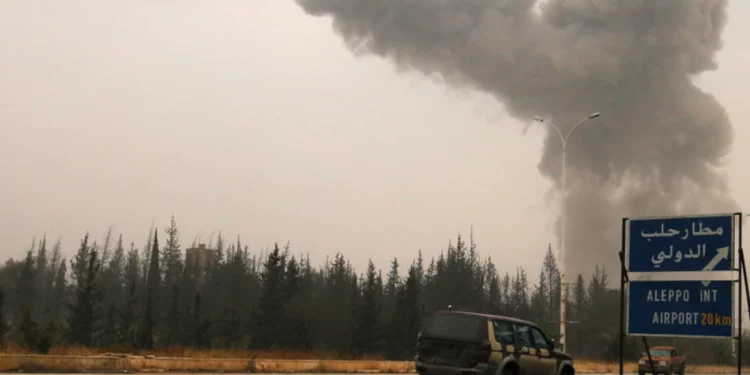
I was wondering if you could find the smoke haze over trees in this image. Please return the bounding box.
[0,218,745,363]
[292,0,739,279]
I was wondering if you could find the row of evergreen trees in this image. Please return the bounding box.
[0,217,744,363]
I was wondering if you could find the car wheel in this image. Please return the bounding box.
[502,363,520,375]
[678,365,685,375]
[638,371,645,375]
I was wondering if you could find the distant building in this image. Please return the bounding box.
[185,244,217,282]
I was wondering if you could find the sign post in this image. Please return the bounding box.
[618,213,744,375]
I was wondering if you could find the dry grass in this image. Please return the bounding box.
[0,345,406,373]
[574,359,747,374]
[0,343,385,360]
[0,346,746,373]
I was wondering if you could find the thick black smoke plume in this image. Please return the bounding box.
[294,0,737,277]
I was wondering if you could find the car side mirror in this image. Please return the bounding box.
[549,338,556,349]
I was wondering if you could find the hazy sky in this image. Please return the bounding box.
[1,1,748,277]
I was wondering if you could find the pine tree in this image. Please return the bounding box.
[66,238,103,347]
[164,285,181,347]
[101,234,126,312]
[530,266,549,331]
[20,306,39,350]
[110,235,126,281]
[119,281,138,347]
[579,266,618,359]
[355,259,383,354]
[140,225,154,289]
[218,304,242,349]
[500,272,511,314]
[251,243,285,349]
[313,253,356,353]
[542,245,561,337]
[46,240,64,320]
[384,258,400,299]
[37,313,57,354]
[34,237,48,320]
[281,255,305,349]
[415,250,424,288]
[16,249,37,319]
[138,291,155,349]
[71,234,91,286]
[382,258,400,326]
[51,260,67,322]
[190,292,210,349]
[0,229,673,361]
[388,263,421,359]
[124,243,141,295]
[100,227,114,269]
[509,267,530,317]
[0,287,9,347]
[466,230,485,312]
[162,216,183,291]
[485,260,502,314]
[100,304,119,348]
[139,229,160,348]
[146,230,161,304]
[569,274,587,356]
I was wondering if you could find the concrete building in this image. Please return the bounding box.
[185,243,217,282]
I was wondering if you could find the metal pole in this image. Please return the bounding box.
[738,213,744,375]
[643,337,657,375]
[619,217,629,375]
[533,113,599,354]
[618,251,625,375]
[559,140,567,353]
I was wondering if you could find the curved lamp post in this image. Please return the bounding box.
[532,112,601,353]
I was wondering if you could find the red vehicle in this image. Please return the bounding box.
[638,346,686,375]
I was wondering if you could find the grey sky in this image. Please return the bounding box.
[1,1,748,278]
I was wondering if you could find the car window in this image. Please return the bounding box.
[530,327,550,350]
[422,313,485,342]
[649,349,671,357]
[492,320,515,345]
[514,324,533,348]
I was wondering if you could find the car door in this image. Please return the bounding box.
[492,319,516,353]
[514,323,542,375]
[529,326,556,375]
[671,349,683,371]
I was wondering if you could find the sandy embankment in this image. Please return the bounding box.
[0,354,745,373]
[0,354,414,373]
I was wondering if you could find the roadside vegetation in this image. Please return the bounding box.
[0,216,747,367]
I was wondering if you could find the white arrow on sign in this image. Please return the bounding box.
[702,247,729,287]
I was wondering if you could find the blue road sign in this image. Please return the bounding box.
[628,215,733,273]
[627,280,734,338]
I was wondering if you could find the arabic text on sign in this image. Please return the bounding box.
[651,244,707,267]
[640,221,724,241]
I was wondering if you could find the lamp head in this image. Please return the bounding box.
[588,112,601,119]
[533,116,544,122]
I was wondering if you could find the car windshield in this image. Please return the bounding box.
[649,350,671,357]
[422,313,484,342]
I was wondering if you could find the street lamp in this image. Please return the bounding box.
[532,112,601,353]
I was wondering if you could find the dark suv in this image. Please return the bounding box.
[415,310,574,375]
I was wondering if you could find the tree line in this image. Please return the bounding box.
[0,216,745,363]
